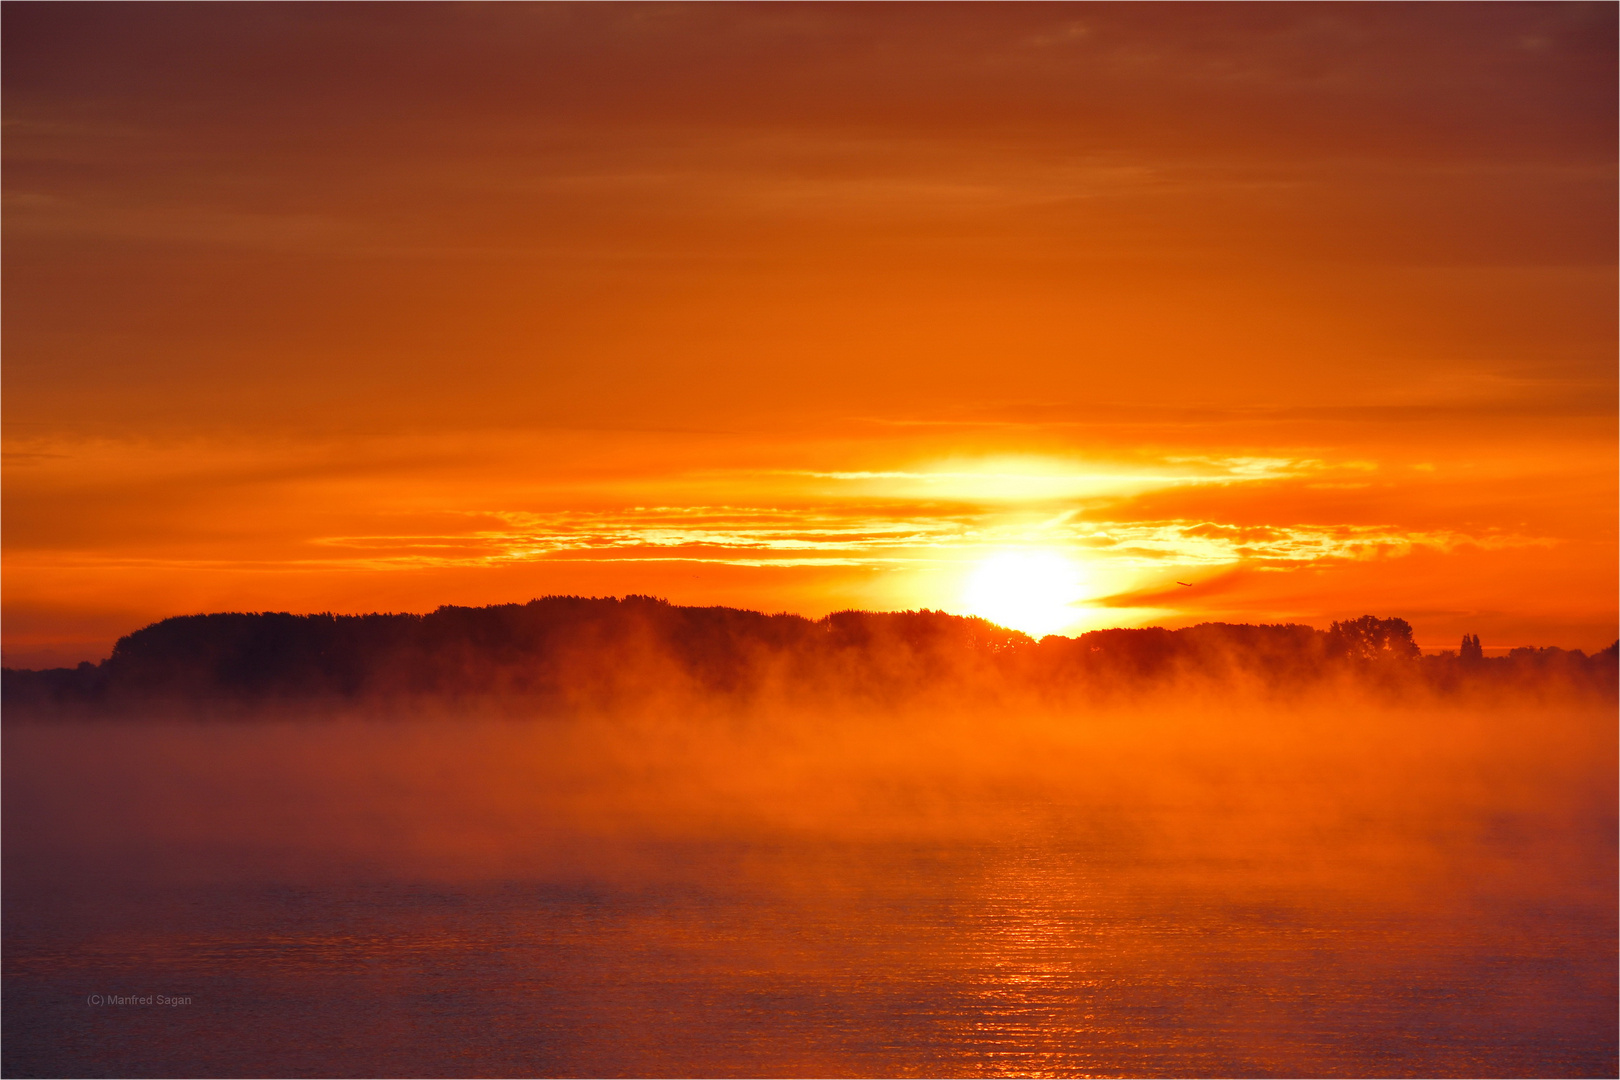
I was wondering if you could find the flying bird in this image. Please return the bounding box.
[1176,581,1193,587]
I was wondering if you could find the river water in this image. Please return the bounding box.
[4,699,1614,1076]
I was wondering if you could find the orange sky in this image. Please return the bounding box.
[4,3,1616,666]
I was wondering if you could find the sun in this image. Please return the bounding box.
[961,550,1088,639]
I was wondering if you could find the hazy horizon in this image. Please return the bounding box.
[5,594,1613,674]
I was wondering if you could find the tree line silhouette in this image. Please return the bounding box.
[4,596,1614,716]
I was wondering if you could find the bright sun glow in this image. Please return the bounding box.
[962,550,1088,639]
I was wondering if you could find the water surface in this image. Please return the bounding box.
[5,699,1614,1076]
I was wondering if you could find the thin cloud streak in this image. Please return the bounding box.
[308,507,1549,577]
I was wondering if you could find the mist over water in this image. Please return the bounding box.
[5,691,1615,1077]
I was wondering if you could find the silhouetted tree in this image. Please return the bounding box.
[5,599,1613,717]
[1327,615,1420,661]
[1459,633,1484,663]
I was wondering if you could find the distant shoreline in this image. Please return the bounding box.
[5,596,1614,718]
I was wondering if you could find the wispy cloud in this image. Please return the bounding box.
[307,504,1552,583]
